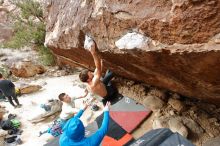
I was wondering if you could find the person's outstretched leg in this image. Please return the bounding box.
[7,96,16,107]
[102,70,114,85]
[11,91,21,107]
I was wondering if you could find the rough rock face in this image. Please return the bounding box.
[44,0,220,103]
[10,61,46,78]
[19,84,42,94]
[0,0,14,43]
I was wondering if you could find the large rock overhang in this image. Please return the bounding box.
[44,0,220,104]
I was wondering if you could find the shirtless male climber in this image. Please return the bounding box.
[79,41,117,104]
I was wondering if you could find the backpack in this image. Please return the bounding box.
[10,119,21,129]
[1,120,13,130]
[48,120,63,137]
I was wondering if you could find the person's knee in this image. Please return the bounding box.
[109,84,117,94]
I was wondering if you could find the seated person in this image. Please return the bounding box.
[60,101,110,146]
[39,97,94,138]
[39,118,66,137]
[79,41,117,104]
[58,89,88,121]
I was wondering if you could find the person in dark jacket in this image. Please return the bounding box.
[59,101,110,146]
[0,74,21,108]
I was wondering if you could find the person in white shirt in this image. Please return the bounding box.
[58,89,88,121]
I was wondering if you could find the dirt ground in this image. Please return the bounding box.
[1,74,105,146]
[2,48,218,146]
[0,48,152,146]
[0,73,154,146]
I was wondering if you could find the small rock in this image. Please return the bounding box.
[208,118,218,123]
[171,93,181,100]
[182,117,203,135]
[216,108,220,113]
[151,40,160,47]
[126,81,135,86]
[0,53,5,57]
[168,98,185,112]
[152,118,168,129]
[168,117,188,138]
[10,61,46,78]
[53,70,68,77]
[203,137,220,146]
[0,129,8,140]
[38,81,47,86]
[23,58,30,62]
[194,113,198,118]
[54,66,60,70]
[214,38,220,44]
[0,57,7,61]
[214,122,220,126]
[189,110,194,117]
[19,85,42,94]
[169,110,175,116]
[143,95,165,111]
[148,89,166,100]
[154,110,162,118]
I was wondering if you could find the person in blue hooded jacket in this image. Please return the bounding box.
[59,101,110,146]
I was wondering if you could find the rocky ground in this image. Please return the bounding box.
[115,78,220,146]
[0,48,220,146]
[0,48,105,146]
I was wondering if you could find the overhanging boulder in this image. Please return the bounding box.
[44,0,220,104]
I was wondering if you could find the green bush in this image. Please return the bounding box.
[38,46,55,66]
[4,0,55,66]
[0,66,11,78]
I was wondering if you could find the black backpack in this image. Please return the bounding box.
[1,120,13,130]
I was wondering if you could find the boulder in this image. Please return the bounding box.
[153,116,205,139]
[19,85,42,94]
[143,95,165,111]
[195,111,220,137]
[0,0,15,43]
[182,117,203,135]
[168,117,188,138]
[14,81,43,94]
[168,98,185,112]
[119,84,146,102]
[44,0,220,104]
[203,137,220,146]
[148,89,166,101]
[10,61,46,78]
[171,93,182,100]
[0,24,13,43]
[152,118,168,129]
[154,110,162,118]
